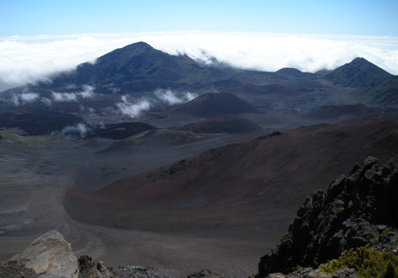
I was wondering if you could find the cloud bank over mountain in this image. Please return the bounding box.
[0,32,397,91]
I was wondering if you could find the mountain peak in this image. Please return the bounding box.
[326,57,392,87]
[130,41,152,48]
[276,67,303,76]
[351,57,368,63]
[99,41,157,60]
[118,41,154,52]
[349,57,381,69]
[50,41,208,91]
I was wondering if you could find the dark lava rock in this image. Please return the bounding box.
[78,255,111,278]
[79,255,164,278]
[0,262,37,278]
[257,156,398,277]
[187,269,224,278]
[110,265,164,278]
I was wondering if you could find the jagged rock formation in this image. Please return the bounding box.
[9,230,79,278]
[78,255,112,278]
[257,156,398,277]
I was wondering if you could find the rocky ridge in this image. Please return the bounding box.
[257,156,398,277]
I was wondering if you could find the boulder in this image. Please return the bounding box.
[9,230,79,278]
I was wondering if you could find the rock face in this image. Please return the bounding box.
[257,156,398,277]
[9,230,79,278]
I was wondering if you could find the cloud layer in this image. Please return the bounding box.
[0,32,397,91]
[154,89,196,105]
[12,91,39,105]
[117,89,197,118]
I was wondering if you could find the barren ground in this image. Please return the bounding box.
[0,131,274,278]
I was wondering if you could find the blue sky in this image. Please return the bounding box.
[1,0,397,36]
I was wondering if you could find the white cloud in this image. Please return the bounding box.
[117,95,151,118]
[154,89,196,105]
[79,85,95,98]
[0,32,397,89]
[60,123,91,138]
[155,89,183,105]
[11,91,39,105]
[50,85,94,102]
[116,89,196,118]
[51,92,77,102]
[20,92,39,102]
[184,92,196,102]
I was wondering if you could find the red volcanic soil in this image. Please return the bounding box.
[65,118,398,237]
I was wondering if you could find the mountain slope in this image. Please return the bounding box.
[326,57,393,87]
[65,118,398,235]
[181,115,262,134]
[367,76,398,107]
[175,92,256,117]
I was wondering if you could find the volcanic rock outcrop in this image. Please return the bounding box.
[9,230,79,278]
[257,156,398,277]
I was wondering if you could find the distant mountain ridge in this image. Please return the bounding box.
[1,42,397,129]
[326,57,393,87]
[34,42,396,96]
[49,42,223,92]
